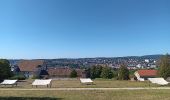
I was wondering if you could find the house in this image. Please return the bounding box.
[47,67,86,78]
[17,60,47,78]
[134,69,158,81]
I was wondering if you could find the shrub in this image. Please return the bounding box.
[100,67,113,79]
[118,64,129,80]
[32,75,40,79]
[70,69,77,78]
[158,54,170,79]
[0,59,12,81]
[10,74,26,80]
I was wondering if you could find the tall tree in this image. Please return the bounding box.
[90,65,103,79]
[85,65,103,79]
[118,64,129,80]
[90,66,96,79]
[70,69,77,78]
[100,67,113,79]
[85,68,91,78]
[95,65,103,78]
[158,54,170,79]
[0,59,12,81]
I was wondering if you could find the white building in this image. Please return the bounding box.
[136,64,143,69]
[145,59,150,63]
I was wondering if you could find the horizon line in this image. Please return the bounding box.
[4,54,164,60]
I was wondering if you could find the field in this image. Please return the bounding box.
[0,90,170,100]
[0,79,169,100]
[1,79,160,88]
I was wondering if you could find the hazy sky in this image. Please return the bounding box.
[0,0,170,59]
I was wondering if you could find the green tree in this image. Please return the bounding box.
[85,68,91,78]
[100,67,113,79]
[90,65,103,79]
[70,69,77,78]
[0,59,12,81]
[90,66,96,79]
[158,54,170,79]
[95,65,103,78]
[118,64,129,80]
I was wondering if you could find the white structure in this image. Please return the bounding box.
[80,78,93,84]
[32,79,52,88]
[145,59,150,63]
[154,60,156,63]
[136,64,143,69]
[148,78,169,85]
[134,72,145,81]
[0,80,18,87]
[150,65,157,68]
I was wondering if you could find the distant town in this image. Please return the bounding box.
[10,54,162,70]
[6,54,162,79]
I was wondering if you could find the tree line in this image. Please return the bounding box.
[70,65,130,80]
[0,53,170,81]
[69,54,170,80]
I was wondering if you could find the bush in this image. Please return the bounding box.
[118,64,129,80]
[158,54,170,79]
[0,59,12,81]
[10,74,26,80]
[32,75,40,79]
[70,69,77,78]
[85,66,103,79]
[100,67,113,79]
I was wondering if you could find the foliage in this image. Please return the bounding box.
[100,67,113,79]
[158,54,170,79]
[129,69,137,75]
[0,59,12,81]
[32,75,40,79]
[85,65,115,79]
[85,68,91,78]
[10,73,26,80]
[70,69,78,78]
[118,64,129,80]
[112,70,118,79]
[85,65,103,79]
[90,66,103,79]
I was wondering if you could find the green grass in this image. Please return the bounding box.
[0,97,60,100]
[0,79,169,100]
[2,79,160,88]
[0,90,170,100]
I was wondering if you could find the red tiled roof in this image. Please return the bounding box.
[137,70,157,77]
[18,60,44,72]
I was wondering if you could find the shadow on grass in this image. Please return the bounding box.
[0,97,62,100]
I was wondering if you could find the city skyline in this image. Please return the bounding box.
[0,0,170,59]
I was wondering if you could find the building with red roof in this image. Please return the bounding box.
[134,69,158,81]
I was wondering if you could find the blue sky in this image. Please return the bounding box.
[0,0,170,59]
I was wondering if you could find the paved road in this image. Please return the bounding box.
[1,87,170,91]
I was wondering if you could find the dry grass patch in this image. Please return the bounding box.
[0,90,170,100]
[0,79,161,88]
[3,79,159,88]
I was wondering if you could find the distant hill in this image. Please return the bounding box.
[140,55,163,60]
[8,54,163,68]
[8,54,163,61]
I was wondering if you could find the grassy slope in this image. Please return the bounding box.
[0,90,170,100]
[7,79,160,88]
[0,79,168,100]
